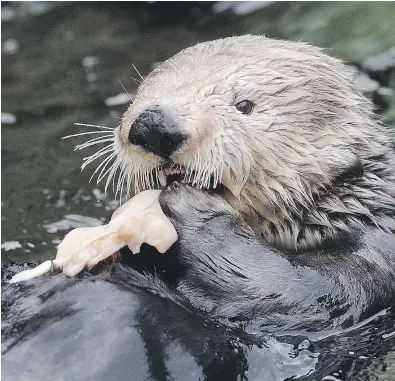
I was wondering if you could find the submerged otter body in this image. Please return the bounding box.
[2,185,395,380]
[2,35,395,380]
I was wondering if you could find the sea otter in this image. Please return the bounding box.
[2,35,395,381]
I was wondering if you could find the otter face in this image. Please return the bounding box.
[115,35,367,196]
[115,41,260,196]
[111,35,394,250]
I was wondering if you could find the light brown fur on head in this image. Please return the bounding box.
[114,35,395,252]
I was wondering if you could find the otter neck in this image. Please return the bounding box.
[226,154,395,253]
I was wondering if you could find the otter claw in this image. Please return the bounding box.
[171,181,180,191]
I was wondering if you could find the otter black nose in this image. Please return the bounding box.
[128,106,186,158]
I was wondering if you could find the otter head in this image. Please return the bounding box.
[114,35,395,251]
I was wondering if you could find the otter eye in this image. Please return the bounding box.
[235,100,254,115]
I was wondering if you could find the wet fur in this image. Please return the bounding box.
[2,185,395,380]
[157,186,395,330]
[116,35,395,251]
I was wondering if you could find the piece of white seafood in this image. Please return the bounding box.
[10,190,177,283]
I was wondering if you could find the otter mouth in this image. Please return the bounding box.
[156,164,223,193]
[158,165,186,187]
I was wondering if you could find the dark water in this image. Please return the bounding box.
[2,2,395,380]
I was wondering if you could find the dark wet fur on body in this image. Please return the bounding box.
[2,185,395,381]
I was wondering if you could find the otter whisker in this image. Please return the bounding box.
[104,157,121,194]
[148,167,154,189]
[134,163,141,194]
[130,162,138,195]
[98,157,116,185]
[118,167,128,203]
[202,153,212,189]
[97,157,117,185]
[185,160,193,184]
[115,166,123,200]
[89,152,116,183]
[141,164,146,191]
[131,77,141,86]
[196,152,208,189]
[178,145,224,190]
[216,142,225,189]
[62,131,114,140]
[187,161,193,184]
[126,166,133,199]
[154,167,160,188]
[191,152,201,187]
[116,161,131,201]
[142,167,147,191]
[81,144,115,170]
[118,79,134,102]
[75,136,115,151]
[111,161,121,194]
[75,137,114,150]
[82,144,115,163]
[137,164,143,193]
[138,163,145,193]
[132,64,144,81]
[140,166,146,192]
[82,151,113,170]
[127,161,158,194]
[144,167,150,191]
[74,123,114,130]
[149,168,155,190]
[75,134,114,144]
[82,142,115,158]
[201,154,210,188]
